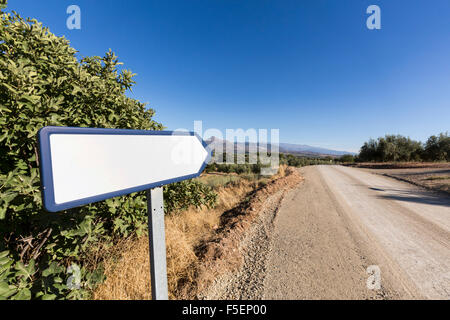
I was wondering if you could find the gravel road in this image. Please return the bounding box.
[202,165,450,300]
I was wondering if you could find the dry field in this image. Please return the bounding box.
[347,162,450,194]
[92,165,301,300]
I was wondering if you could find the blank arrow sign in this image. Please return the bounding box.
[38,126,211,212]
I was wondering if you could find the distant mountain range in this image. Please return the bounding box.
[277,143,356,157]
[205,137,357,158]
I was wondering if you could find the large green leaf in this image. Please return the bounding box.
[0,282,17,300]
[11,288,31,300]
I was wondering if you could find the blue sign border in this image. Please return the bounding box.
[38,126,212,212]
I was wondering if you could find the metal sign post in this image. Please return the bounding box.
[147,187,168,300]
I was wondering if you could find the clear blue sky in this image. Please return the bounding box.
[7,0,450,152]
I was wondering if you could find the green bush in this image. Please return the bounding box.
[423,133,450,161]
[206,155,268,175]
[163,180,217,214]
[279,153,334,167]
[357,133,449,162]
[337,154,355,163]
[0,9,216,299]
[234,164,248,174]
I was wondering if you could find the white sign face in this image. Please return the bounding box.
[39,127,210,212]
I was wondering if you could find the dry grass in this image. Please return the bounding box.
[92,237,152,300]
[423,175,450,181]
[195,173,242,188]
[93,165,290,300]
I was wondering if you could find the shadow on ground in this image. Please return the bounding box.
[370,187,450,207]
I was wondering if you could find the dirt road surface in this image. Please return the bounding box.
[202,165,450,300]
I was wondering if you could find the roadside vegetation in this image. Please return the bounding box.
[358,133,449,162]
[0,7,216,300]
[204,153,343,172]
[279,153,337,167]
